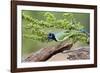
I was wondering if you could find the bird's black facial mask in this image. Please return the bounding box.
[48,33,57,42]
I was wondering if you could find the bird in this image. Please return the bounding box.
[47,29,89,42]
[47,30,70,42]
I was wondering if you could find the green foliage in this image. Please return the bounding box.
[63,13,74,21]
[44,12,56,23]
[22,12,89,44]
[68,30,89,44]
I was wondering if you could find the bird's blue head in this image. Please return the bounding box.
[48,33,57,41]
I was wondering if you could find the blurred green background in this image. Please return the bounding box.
[21,10,90,59]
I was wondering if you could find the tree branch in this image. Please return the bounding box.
[24,41,73,62]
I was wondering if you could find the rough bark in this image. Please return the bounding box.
[64,47,90,60]
[24,41,73,62]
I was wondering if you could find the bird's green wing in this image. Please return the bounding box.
[55,30,71,41]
